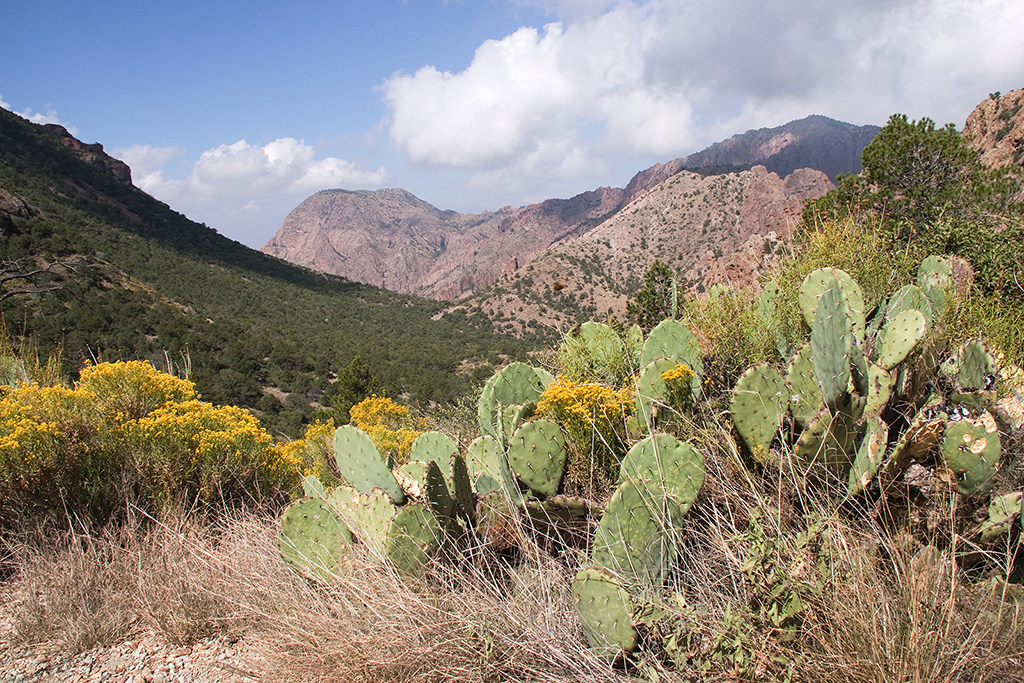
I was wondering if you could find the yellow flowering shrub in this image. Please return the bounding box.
[349,395,425,465]
[0,360,297,526]
[275,419,339,487]
[537,376,633,486]
[78,360,196,422]
[128,399,299,511]
[661,362,696,413]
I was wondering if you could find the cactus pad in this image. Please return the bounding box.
[333,425,406,505]
[639,319,703,397]
[386,501,443,576]
[507,419,567,500]
[810,279,853,411]
[731,365,790,460]
[941,411,1001,495]
[979,491,1023,544]
[397,459,455,520]
[571,565,638,662]
[635,357,677,430]
[325,486,396,556]
[279,498,351,582]
[592,479,678,586]
[955,341,995,392]
[787,343,821,428]
[847,417,889,496]
[877,309,927,370]
[799,267,865,340]
[884,284,933,324]
[478,362,554,440]
[302,473,326,499]
[620,433,704,517]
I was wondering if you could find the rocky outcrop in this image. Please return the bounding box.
[43,124,133,184]
[676,115,880,183]
[262,184,637,301]
[263,115,876,303]
[461,166,834,334]
[963,88,1024,171]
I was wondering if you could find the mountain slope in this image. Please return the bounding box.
[261,116,878,302]
[0,108,528,436]
[459,166,833,337]
[676,115,880,181]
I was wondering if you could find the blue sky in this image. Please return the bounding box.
[2,0,1023,248]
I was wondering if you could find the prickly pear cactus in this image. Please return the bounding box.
[333,425,406,505]
[571,565,639,662]
[884,284,933,324]
[635,357,677,430]
[731,364,790,461]
[639,319,703,397]
[917,255,953,317]
[941,411,1001,495]
[478,362,554,441]
[386,501,444,576]
[506,419,567,500]
[325,486,396,556]
[787,343,821,429]
[877,309,927,371]
[810,279,853,411]
[847,417,889,496]
[302,473,326,499]
[398,459,455,520]
[619,433,704,517]
[979,491,1023,544]
[592,478,677,586]
[954,341,995,392]
[799,267,865,340]
[279,497,352,582]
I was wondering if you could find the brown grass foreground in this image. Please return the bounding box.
[2,468,1023,683]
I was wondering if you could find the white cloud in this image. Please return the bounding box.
[127,137,388,245]
[112,144,186,188]
[0,93,10,110]
[10,102,79,135]
[382,0,1024,193]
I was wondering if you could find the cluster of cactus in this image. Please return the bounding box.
[279,423,476,579]
[730,258,1013,500]
[571,433,706,661]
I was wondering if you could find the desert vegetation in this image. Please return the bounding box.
[2,112,1024,682]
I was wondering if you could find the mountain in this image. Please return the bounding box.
[963,88,1024,171]
[458,166,833,337]
[675,115,880,182]
[261,116,878,301]
[0,108,528,436]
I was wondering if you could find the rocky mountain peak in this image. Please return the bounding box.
[963,88,1024,170]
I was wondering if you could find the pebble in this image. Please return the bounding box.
[0,615,263,683]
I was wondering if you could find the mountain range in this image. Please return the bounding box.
[0,107,527,436]
[261,116,878,308]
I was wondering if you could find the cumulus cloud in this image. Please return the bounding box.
[0,93,10,110]
[7,101,80,135]
[126,137,387,200]
[382,0,1024,193]
[124,137,388,244]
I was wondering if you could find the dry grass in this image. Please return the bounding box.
[2,417,1022,682]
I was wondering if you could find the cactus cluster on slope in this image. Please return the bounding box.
[277,255,1023,667]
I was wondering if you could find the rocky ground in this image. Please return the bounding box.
[0,618,265,683]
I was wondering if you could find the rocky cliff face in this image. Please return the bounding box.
[262,116,876,303]
[460,166,833,335]
[963,88,1024,170]
[675,115,880,182]
[43,124,133,184]
[262,184,637,301]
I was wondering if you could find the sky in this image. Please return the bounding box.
[2,0,1023,249]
